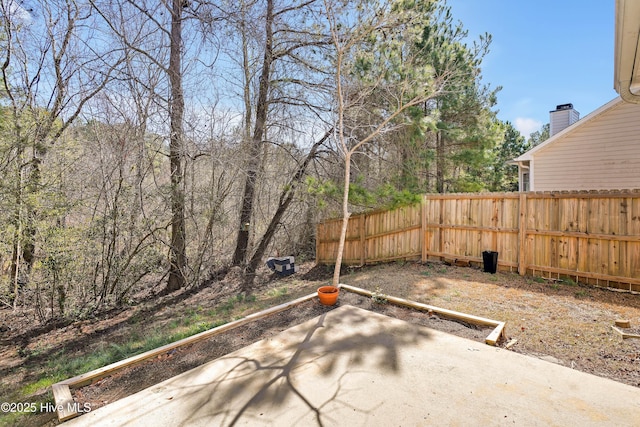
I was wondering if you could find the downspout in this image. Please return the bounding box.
[508,160,530,192]
[615,0,640,103]
[618,79,640,104]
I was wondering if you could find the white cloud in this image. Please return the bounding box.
[514,117,543,137]
[3,0,33,25]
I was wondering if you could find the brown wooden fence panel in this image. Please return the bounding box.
[422,193,520,269]
[316,214,364,265]
[519,191,640,291]
[364,204,422,263]
[316,205,422,265]
[316,190,640,292]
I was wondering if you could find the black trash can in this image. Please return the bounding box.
[482,251,498,274]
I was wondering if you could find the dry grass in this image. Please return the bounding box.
[340,261,640,386]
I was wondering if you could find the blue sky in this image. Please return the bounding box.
[448,1,619,138]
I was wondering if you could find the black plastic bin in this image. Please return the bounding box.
[482,251,498,274]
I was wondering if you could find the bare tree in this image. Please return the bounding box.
[322,0,449,286]
[90,0,208,292]
[229,0,331,271]
[165,0,188,291]
[231,0,275,266]
[0,0,124,306]
[243,127,332,283]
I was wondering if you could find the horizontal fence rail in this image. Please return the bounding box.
[316,190,640,293]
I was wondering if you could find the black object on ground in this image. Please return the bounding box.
[482,251,498,274]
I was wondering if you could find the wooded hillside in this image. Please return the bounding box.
[0,0,529,320]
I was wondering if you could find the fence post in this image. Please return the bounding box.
[491,197,499,251]
[421,194,428,263]
[315,222,320,264]
[518,192,527,276]
[439,197,445,261]
[360,214,366,266]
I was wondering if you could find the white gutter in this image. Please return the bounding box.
[614,0,640,103]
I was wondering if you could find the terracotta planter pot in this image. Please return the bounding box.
[317,285,339,306]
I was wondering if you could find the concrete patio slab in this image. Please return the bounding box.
[64,305,640,426]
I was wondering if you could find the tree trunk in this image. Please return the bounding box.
[332,150,351,287]
[166,0,187,292]
[436,131,445,193]
[244,129,331,281]
[399,143,413,190]
[22,154,41,275]
[11,225,22,310]
[232,0,274,267]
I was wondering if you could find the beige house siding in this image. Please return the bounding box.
[531,100,640,191]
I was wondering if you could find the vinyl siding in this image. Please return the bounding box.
[532,101,640,191]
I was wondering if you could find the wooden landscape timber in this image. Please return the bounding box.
[51,285,505,422]
[615,319,631,328]
[339,284,506,346]
[316,190,640,293]
[611,326,640,340]
[51,292,319,421]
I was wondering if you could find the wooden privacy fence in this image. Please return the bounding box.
[316,190,640,292]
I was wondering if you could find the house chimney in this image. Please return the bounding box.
[549,103,579,136]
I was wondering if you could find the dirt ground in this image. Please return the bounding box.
[2,261,640,426]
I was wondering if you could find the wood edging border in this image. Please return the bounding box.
[338,284,506,346]
[52,291,319,421]
[611,325,640,340]
[53,284,506,422]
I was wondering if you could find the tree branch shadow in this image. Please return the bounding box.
[172,306,432,426]
[63,306,432,426]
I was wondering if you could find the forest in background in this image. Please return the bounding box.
[0,0,537,321]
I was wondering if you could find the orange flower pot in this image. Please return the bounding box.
[317,285,339,306]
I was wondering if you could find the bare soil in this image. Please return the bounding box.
[2,261,640,426]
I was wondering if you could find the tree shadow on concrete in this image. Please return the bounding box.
[81,306,432,427]
[179,306,430,426]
